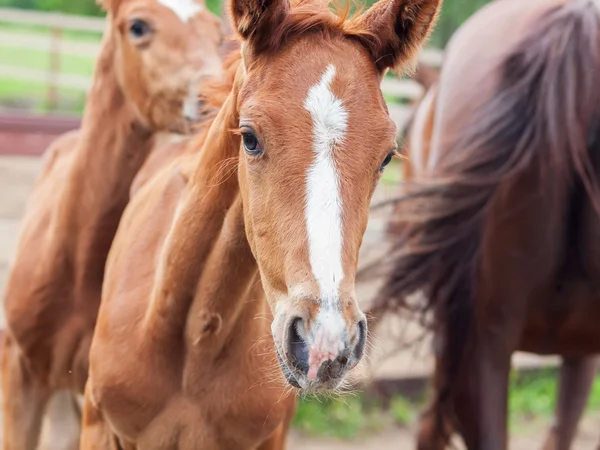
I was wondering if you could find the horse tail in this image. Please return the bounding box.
[370,0,600,428]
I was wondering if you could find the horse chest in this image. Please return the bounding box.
[133,390,289,450]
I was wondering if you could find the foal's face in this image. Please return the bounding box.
[238,39,395,389]
[106,0,223,131]
[232,0,441,390]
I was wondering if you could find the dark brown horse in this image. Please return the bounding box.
[387,53,600,450]
[372,0,600,448]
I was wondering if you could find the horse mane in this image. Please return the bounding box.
[372,0,600,428]
[199,49,242,114]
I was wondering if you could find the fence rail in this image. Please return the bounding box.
[0,7,443,129]
[0,7,105,32]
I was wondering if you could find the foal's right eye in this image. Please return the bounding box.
[129,19,151,40]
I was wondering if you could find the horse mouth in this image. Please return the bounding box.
[275,345,348,392]
[276,351,302,389]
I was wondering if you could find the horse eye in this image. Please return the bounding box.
[380,150,395,171]
[129,19,151,39]
[242,132,262,155]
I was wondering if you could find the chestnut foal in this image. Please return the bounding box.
[80,0,441,447]
[1,0,222,448]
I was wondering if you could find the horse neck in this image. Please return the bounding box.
[184,194,268,358]
[66,26,155,288]
[145,83,264,355]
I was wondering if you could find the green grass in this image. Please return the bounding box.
[508,369,600,431]
[0,77,86,112]
[0,22,97,112]
[292,393,390,439]
[0,44,95,76]
[290,371,600,439]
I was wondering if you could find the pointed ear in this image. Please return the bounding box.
[358,0,441,73]
[229,0,290,52]
[96,0,119,13]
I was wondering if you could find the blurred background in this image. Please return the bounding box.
[1,0,600,448]
[0,0,486,115]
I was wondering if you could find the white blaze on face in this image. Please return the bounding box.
[157,0,203,22]
[303,64,348,380]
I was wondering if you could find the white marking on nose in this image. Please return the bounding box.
[302,65,349,378]
[157,0,203,22]
[303,64,347,307]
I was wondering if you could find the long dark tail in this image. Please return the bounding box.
[370,0,600,427]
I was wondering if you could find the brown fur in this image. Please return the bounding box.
[1,1,223,448]
[80,0,441,448]
[373,0,600,448]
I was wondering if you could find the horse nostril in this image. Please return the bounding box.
[353,319,367,361]
[287,317,309,374]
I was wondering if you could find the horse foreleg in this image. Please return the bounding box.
[417,406,454,450]
[80,382,121,450]
[1,332,50,450]
[449,332,514,450]
[541,356,598,450]
[416,349,454,450]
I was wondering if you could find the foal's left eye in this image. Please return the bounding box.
[380,150,396,171]
[241,130,262,156]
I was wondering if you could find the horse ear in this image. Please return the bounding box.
[229,0,289,52]
[358,0,441,73]
[96,0,119,13]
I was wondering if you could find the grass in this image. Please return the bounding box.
[0,44,95,76]
[0,15,415,114]
[290,370,600,440]
[0,21,97,113]
[292,393,390,439]
[0,77,86,112]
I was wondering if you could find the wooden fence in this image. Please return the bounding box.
[0,7,443,129]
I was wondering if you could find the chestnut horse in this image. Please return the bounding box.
[1,0,222,448]
[372,0,600,448]
[79,0,441,447]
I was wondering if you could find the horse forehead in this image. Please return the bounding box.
[304,65,347,138]
[156,0,203,22]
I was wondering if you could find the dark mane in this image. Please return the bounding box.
[371,0,600,430]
